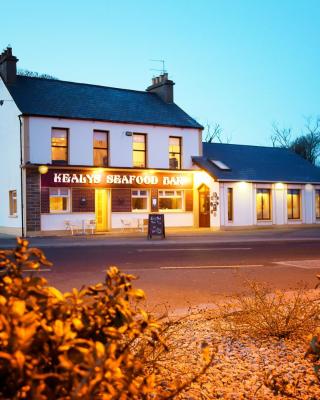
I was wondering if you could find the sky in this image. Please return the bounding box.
[2,0,320,145]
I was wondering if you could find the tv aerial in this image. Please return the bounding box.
[150,59,167,75]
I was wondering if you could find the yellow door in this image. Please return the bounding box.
[95,189,108,232]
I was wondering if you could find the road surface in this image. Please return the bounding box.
[21,239,320,312]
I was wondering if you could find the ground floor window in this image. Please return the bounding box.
[256,188,271,220]
[49,188,70,213]
[316,190,320,219]
[227,188,233,221]
[159,190,183,210]
[9,190,17,216]
[132,189,149,211]
[287,189,301,220]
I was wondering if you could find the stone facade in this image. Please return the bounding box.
[26,169,41,232]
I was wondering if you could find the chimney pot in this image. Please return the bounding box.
[0,46,18,84]
[146,73,175,103]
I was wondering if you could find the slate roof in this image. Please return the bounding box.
[5,75,203,129]
[193,142,320,183]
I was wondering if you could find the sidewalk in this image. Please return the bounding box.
[0,226,320,248]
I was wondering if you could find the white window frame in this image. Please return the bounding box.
[9,190,17,217]
[132,189,149,212]
[49,188,70,213]
[158,190,184,211]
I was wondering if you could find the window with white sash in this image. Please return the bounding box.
[49,188,70,213]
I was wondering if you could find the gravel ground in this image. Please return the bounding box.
[159,312,320,400]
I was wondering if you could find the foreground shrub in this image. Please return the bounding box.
[215,281,320,339]
[0,238,213,399]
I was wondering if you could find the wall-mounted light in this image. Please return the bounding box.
[38,165,49,174]
[125,131,133,136]
[80,197,87,207]
[305,184,313,191]
[238,181,247,189]
[0,99,14,106]
[275,182,284,190]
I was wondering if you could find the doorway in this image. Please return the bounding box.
[95,189,108,232]
[198,184,210,227]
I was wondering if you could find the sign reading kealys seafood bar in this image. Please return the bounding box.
[41,169,193,189]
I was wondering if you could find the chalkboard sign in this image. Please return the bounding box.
[148,214,165,239]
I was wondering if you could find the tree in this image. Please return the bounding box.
[17,68,58,80]
[271,117,320,165]
[204,123,231,144]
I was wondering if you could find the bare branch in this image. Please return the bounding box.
[271,123,292,148]
[204,123,231,144]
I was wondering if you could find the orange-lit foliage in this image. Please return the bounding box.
[0,238,179,399]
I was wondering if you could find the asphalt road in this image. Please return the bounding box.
[21,237,320,313]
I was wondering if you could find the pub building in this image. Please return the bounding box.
[1,47,320,237]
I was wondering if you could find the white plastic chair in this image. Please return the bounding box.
[85,219,96,234]
[138,218,148,232]
[120,218,131,232]
[64,220,79,235]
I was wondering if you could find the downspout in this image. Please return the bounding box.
[18,115,25,237]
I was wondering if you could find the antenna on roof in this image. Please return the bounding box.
[150,59,167,74]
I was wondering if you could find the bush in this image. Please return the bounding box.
[0,238,214,399]
[0,238,160,398]
[214,281,320,339]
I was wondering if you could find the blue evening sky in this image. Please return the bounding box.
[2,0,320,145]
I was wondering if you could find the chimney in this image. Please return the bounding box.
[0,47,18,84]
[146,73,175,103]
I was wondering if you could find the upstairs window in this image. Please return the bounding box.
[132,189,149,211]
[9,190,17,216]
[316,190,320,219]
[169,137,181,169]
[256,189,271,220]
[52,128,68,164]
[133,134,146,168]
[287,189,301,220]
[49,188,70,213]
[93,130,108,166]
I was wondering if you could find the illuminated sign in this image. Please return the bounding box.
[41,169,193,189]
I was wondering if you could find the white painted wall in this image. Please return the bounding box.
[28,117,201,169]
[41,211,193,231]
[219,181,320,227]
[111,212,193,229]
[0,78,22,235]
[220,182,255,226]
[41,213,95,231]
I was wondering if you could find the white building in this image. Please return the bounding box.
[0,47,319,236]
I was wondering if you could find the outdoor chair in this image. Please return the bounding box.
[120,218,131,232]
[85,219,96,234]
[64,220,80,235]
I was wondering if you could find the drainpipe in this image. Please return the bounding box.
[18,115,25,237]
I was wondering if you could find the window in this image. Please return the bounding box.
[169,137,181,169]
[210,160,231,171]
[49,188,70,213]
[159,190,183,210]
[316,190,320,219]
[9,190,17,216]
[93,130,108,166]
[227,188,233,221]
[52,128,68,164]
[133,134,146,168]
[132,189,149,211]
[256,189,271,220]
[287,189,301,220]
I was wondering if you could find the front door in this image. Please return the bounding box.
[95,189,108,232]
[198,184,210,227]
